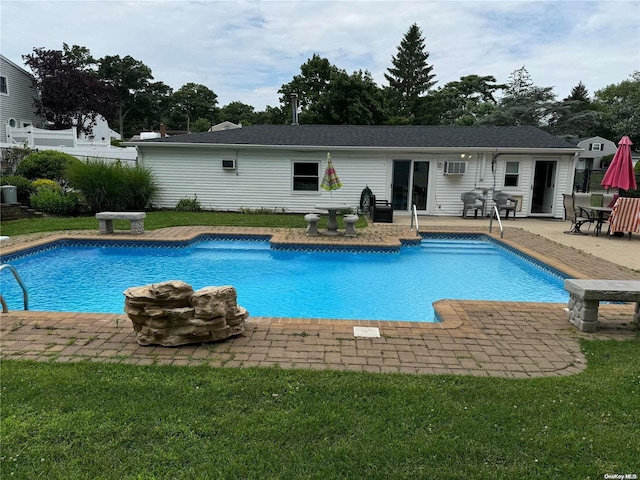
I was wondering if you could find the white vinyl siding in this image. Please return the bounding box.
[137,144,573,219]
[139,147,390,213]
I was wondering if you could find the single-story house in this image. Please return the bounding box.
[127,125,581,218]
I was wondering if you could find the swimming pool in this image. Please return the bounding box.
[0,235,568,322]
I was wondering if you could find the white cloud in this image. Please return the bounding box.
[1,0,638,110]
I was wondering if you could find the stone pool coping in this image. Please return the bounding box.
[1,223,639,377]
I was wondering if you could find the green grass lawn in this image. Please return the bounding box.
[0,211,368,236]
[1,339,639,479]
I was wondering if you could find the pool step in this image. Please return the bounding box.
[192,241,270,252]
[420,240,498,255]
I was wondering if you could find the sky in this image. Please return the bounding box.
[1,0,639,111]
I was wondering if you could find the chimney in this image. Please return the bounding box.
[160,123,166,138]
[290,93,299,125]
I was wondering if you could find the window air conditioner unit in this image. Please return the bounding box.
[222,159,236,170]
[443,161,466,175]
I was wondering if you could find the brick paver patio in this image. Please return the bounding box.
[1,222,639,377]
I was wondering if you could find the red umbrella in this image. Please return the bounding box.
[601,136,637,192]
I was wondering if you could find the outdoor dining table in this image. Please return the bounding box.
[315,203,350,236]
[586,206,613,237]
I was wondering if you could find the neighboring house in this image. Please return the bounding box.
[0,54,44,141]
[0,54,136,163]
[128,125,580,218]
[575,136,617,170]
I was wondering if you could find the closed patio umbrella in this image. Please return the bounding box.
[601,136,637,193]
[321,153,342,200]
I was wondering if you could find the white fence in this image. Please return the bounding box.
[6,125,114,148]
[4,125,137,164]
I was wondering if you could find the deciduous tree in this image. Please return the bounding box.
[593,71,640,147]
[219,101,256,125]
[479,66,556,128]
[429,74,505,125]
[547,81,601,139]
[171,83,218,132]
[97,55,155,137]
[312,69,387,124]
[278,55,338,123]
[23,45,113,136]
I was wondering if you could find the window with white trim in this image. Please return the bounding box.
[589,143,602,151]
[0,76,7,94]
[292,162,319,191]
[504,161,519,187]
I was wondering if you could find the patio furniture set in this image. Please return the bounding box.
[563,193,640,238]
[461,190,518,220]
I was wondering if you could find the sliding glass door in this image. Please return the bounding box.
[392,160,429,212]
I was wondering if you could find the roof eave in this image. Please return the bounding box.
[126,142,580,154]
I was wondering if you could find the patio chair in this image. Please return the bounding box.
[371,195,393,223]
[493,192,518,220]
[461,192,485,218]
[562,193,594,234]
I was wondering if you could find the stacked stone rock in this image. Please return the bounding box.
[123,280,248,346]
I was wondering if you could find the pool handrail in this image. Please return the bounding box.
[0,263,29,311]
[489,205,504,238]
[410,203,419,232]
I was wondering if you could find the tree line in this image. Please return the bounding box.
[22,24,639,147]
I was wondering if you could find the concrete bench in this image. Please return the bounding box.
[96,212,146,235]
[564,279,640,332]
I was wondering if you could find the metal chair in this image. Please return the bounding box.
[562,193,594,234]
[461,192,485,218]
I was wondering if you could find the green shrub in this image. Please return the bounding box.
[0,175,33,204]
[66,160,157,212]
[32,178,62,193]
[123,164,158,210]
[16,150,82,180]
[29,189,79,215]
[175,195,202,212]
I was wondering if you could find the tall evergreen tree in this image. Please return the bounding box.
[565,81,590,102]
[384,24,436,121]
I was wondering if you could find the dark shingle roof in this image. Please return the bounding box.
[136,125,577,149]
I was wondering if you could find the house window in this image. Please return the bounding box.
[0,76,7,94]
[292,162,319,191]
[589,143,602,151]
[504,162,519,187]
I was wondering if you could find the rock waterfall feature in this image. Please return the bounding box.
[123,280,248,346]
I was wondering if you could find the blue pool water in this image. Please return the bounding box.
[0,236,568,322]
